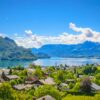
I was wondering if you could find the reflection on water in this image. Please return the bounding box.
[0,57,100,68]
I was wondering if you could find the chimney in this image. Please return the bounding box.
[42,98,45,100]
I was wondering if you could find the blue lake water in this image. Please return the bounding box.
[0,60,33,68]
[0,57,100,68]
[33,57,100,66]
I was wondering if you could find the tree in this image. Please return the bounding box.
[73,67,77,74]
[15,91,32,100]
[29,63,36,69]
[95,73,100,80]
[33,68,43,78]
[34,85,62,100]
[69,83,74,89]
[19,69,28,77]
[13,65,24,70]
[72,82,81,92]
[83,66,97,75]
[1,71,6,80]
[95,73,100,85]
[0,83,15,100]
[66,72,74,79]
[10,80,17,86]
[53,70,67,84]
[46,66,55,73]
[9,68,12,75]
[80,77,92,93]
[65,64,69,68]
[59,64,64,69]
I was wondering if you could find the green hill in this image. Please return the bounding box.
[0,36,36,60]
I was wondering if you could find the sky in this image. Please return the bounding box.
[0,0,100,48]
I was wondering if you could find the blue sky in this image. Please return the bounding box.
[0,0,100,48]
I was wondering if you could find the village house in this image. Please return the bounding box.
[0,69,10,76]
[2,69,10,75]
[43,73,49,78]
[13,84,26,91]
[60,83,68,87]
[1,72,19,81]
[26,68,36,76]
[40,77,56,85]
[89,76,95,80]
[4,75,19,81]
[78,75,84,78]
[41,67,46,71]
[37,95,56,100]
[25,76,39,84]
[59,83,69,91]
[91,83,100,91]
[13,84,33,91]
[25,76,43,87]
[0,77,4,83]
[65,79,75,84]
[24,84,33,90]
[78,75,94,80]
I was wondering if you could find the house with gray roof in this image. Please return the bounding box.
[13,84,33,91]
[3,75,19,81]
[66,79,75,84]
[40,77,55,85]
[91,83,100,91]
[59,83,69,91]
[13,84,26,91]
[37,95,55,100]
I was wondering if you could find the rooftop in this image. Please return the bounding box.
[40,77,55,85]
[13,84,33,90]
[1,69,10,75]
[6,75,19,80]
[37,95,55,100]
[13,84,26,90]
[91,83,100,91]
[66,79,75,82]
[60,83,68,87]
[25,76,39,84]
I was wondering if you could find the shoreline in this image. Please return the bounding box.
[0,57,100,68]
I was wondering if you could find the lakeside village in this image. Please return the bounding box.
[0,64,100,100]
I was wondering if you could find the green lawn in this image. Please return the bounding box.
[62,95,100,100]
[97,66,100,70]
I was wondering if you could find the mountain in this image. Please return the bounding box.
[0,36,36,60]
[32,41,100,58]
[31,51,50,59]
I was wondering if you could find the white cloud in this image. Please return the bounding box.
[15,30,43,48]
[25,30,33,35]
[0,33,6,38]
[1,23,100,48]
[69,22,100,42]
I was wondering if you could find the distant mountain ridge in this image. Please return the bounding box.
[32,41,100,58]
[0,36,36,60]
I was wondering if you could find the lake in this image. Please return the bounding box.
[0,57,100,68]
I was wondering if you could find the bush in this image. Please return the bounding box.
[0,83,15,100]
[72,82,81,92]
[80,77,92,93]
[34,85,62,100]
[94,73,100,85]
[83,66,97,75]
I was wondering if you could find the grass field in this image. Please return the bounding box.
[97,66,100,70]
[62,95,100,100]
